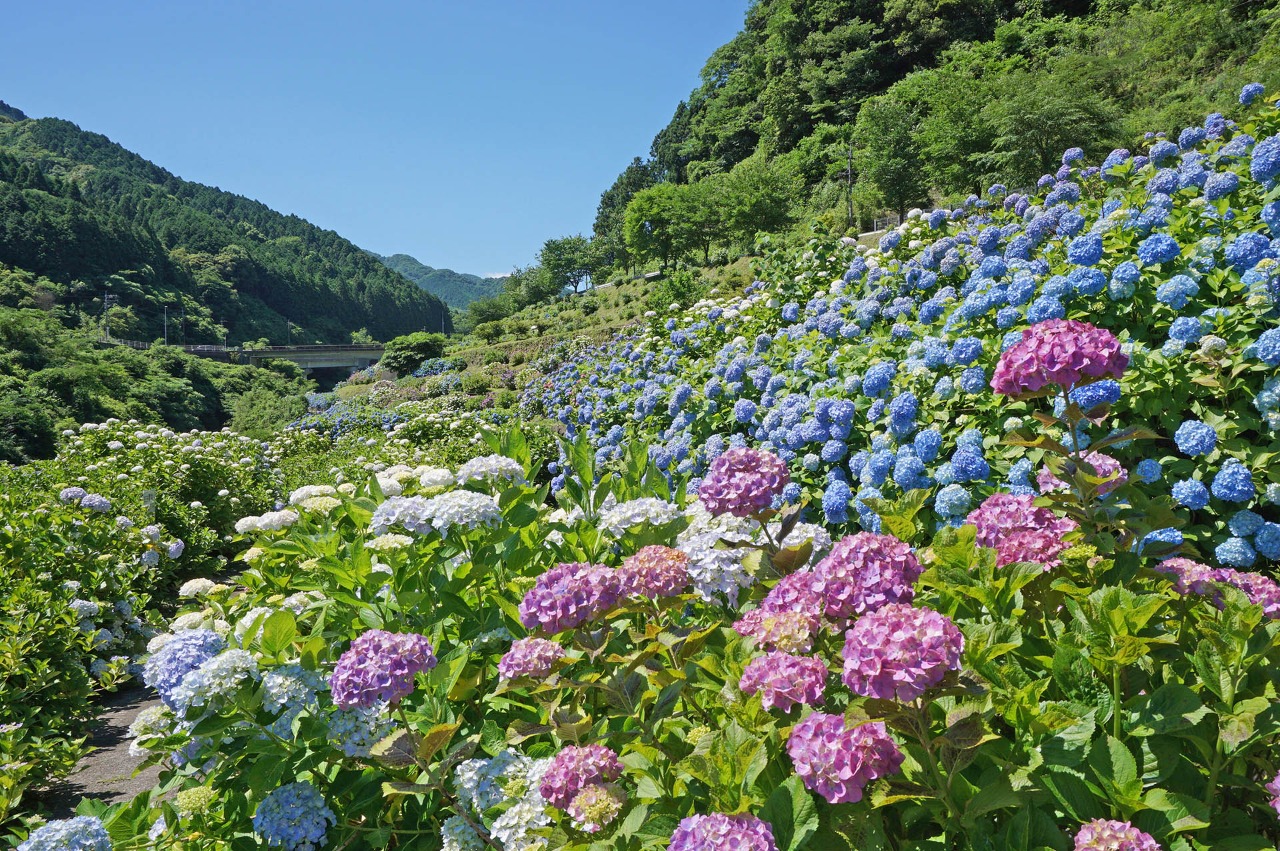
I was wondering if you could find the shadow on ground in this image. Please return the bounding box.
[30,686,164,819]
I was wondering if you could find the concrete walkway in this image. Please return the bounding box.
[31,687,164,819]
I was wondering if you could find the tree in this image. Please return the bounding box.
[379,331,446,376]
[504,264,560,308]
[854,94,930,218]
[538,235,599,294]
[350,327,375,344]
[594,158,657,272]
[718,154,801,248]
[623,184,686,269]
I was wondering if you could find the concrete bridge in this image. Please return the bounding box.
[106,340,384,375]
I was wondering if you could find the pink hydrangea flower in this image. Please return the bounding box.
[1153,557,1227,596]
[991,319,1128,397]
[329,630,436,709]
[812,533,922,622]
[739,652,827,712]
[1073,819,1161,851]
[668,813,778,851]
[1037,452,1127,496]
[760,569,827,615]
[841,603,964,702]
[518,562,623,634]
[1220,569,1280,618]
[965,493,1079,568]
[539,744,623,810]
[497,637,564,681]
[732,609,818,654]
[698,447,790,518]
[619,546,690,599]
[786,713,903,804]
[1265,769,1280,816]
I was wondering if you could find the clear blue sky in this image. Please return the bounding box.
[0,1,746,276]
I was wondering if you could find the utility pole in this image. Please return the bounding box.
[164,305,168,345]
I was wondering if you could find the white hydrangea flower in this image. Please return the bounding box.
[676,502,757,604]
[179,578,217,598]
[456,455,526,488]
[234,607,274,643]
[169,649,259,714]
[599,497,680,537]
[441,816,484,851]
[169,612,211,632]
[366,533,414,552]
[127,704,174,757]
[418,467,455,489]
[288,485,337,505]
[299,496,342,514]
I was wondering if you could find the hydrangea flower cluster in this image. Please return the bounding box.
[698,447,790,517]
[991,319,1128,396]
[732,608,819,654]
[966,493,1079,568]
[566,783,627,833]
[143,628,226,711]
[1072,819,1160,851]
[169,648,260,715]
[538,743,624,809]
[327,704,394,758]
[235,509,300,534]
[329,629,437,709]
[519,562,622,634]
[498,637,565,680]
[17,816,112,851]
[786,713,904,803]
[370,492,501,537]
[1037,452,1128,496]
[667,813,779,851]
[812,532,923,621]
[455,454,526,488]
[252,781,335,851]
[738,651,828,711]
[618,545,691,599]
[598,496,682,537]
[842,603,964,702]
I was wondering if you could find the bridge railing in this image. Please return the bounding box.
[99,339,382,356]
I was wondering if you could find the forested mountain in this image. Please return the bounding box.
[371,252,505,309]
[592,0,1280,269]
[0,105,450,344]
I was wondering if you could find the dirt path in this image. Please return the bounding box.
[31,687,164,819]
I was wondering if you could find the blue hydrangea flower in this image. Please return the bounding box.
[1068,379,1122,412]
[861,361,897,398]
[951,447,989,482]
[1252,135,1280,184]
[1216,537,1257,568]
[1149,140,1179,165]
[934,484,972,517]
[1226,232,1271,272]
[1067,233,1103,266]
[1169,316,1205,343]
[17,817,111,851]
[1138,527,1183,554]
[1172,478,1210,510]
[822,480,852,524]
[1241,82,1266,105]
[733,399,757,423]
[1256,328,1280,366]
[1155,275,1199,310]
[253,782,335,850]
[1173,420,1217,456]
[1204,171,1239,201]
[1255,522,1280,559]
[1229,510,1264,537]
[1137,234,1181,266]
[1211,459,1256,503]
[1135,458,1162,484]
[143,629,226,711]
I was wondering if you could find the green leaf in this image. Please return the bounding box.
[760,775,819,851]
[417,722,462,765]
[370,728,418,768]
[1127,684,1208,736]
[1141,788,1211,833]
[1089,736,1141,804]
[381,781,433,797]
[260,609,296,656]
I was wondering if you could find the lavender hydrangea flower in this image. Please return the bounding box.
[698,447,790,517]
[786,713,903,804]
[668,813,779,851]
[518,562,622,634]
[498,637,565,681]
[841,603,964,702]
[539,744,623,810]
[618,545,690,599]
[143,629,226,711]
[1266,769,1280,815]
[252,781,335,851]
[1073,819,1160,851]
[739,652,827,712]
[733,609,819,654]
[329,629,436,709]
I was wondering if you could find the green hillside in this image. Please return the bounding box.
[0,105,451,345]
[371,252,505,309]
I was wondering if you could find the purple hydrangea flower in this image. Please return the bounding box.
[518,562,623,634]
[841,603,963,702]
[498,637,564,681]
[733,609,819,654]
[668,813,778,851]
[539,744,623,810]
[329,629,436,709]
[786,713,903,804]
[739,652,827,712]
[812,532,922,622]
[619,546,690,599]
[698,447,790,517]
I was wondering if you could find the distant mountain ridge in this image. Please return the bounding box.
[0,101,450,343]
[371,252,505,308]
